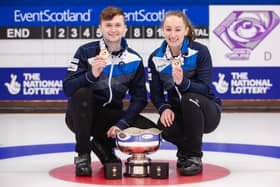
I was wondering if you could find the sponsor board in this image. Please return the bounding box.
[209,6,280,99]
[212,67,279,99]
[0,68,67,100]
[0,6,208,39]
[0,6,208,26]
[1,67,279,100]
[210,5,280,66]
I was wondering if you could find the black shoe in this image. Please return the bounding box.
[179,156,202,176]
[91,140,121,165]
[74,153,92,176]
[176,151,187,168]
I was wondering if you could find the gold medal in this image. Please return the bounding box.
[172,57,182,68]
[99,48,109,60]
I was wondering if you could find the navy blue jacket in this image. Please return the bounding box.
[63,38,147,129]
[148,38,221,114]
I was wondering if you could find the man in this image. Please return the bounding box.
[63,6,155,176]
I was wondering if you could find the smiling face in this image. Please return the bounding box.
[98,7,127,45]
[99,15,127,43]
[162,15,188,50]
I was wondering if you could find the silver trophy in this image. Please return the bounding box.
[116,127,162,177]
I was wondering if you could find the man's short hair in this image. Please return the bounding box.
[99,6,125,23]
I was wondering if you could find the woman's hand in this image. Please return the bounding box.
[160,109,175,127]
[107,126,121,138]
[172,67,183,85]
[91,56,107,78]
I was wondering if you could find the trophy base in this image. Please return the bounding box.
[124,153,151,177]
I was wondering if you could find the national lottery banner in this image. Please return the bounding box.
[1,66,279,100]
[211,67,279,99]
[0,68,66,100]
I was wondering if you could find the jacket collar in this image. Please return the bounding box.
[156,37,189,58]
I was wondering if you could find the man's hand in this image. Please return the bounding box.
[91,56,107,78]
[107,126,121,138]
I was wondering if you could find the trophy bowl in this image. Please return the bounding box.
[116,127,162,177]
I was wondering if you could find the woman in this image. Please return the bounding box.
[148,11,221,176]
[63,6,155,176]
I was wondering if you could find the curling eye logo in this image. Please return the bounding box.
[4,74,21,95]
[213,10,280,60]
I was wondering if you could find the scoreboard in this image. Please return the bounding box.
[0,26,208,40]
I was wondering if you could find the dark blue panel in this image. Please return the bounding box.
[0,6,209,26]
[212,67,280,99]
[0,68,68,100]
